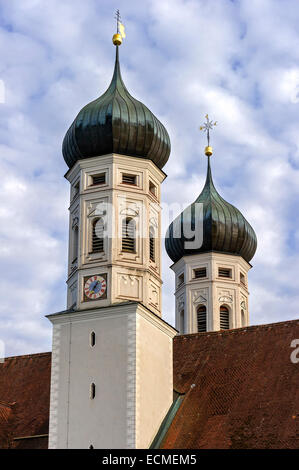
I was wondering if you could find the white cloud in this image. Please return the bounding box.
[0,0,299,354]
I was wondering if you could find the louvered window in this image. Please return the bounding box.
[180,310,185,334]
[194,267,207,279]
[197,305,207,332]
[92,173,106,185]
[72,182,80,200]
[241,309,246,327]
[149,181,156,196]
[149,227,155,262]
[91,218,104,253]
[122,217,136,253]
[72,226,79,263]
[240,272,246,285]
[218,268,232,278]
[178,273,184,286]
[220,306,230,330]
[122,174,136,185]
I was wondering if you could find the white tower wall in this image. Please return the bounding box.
[47,303,176,449]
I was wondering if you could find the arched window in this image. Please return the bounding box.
[197,305,207,332]
[90,331,96,347]
[92,218,104,253]
[90,383,96,400]
[122,217,136,253]
[241,309,246,327]
[220,305,230,330]
[149,226,155,262]
[179,310,184,334]
[72,225,79,262]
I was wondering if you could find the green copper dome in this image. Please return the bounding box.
[63,47,170,169]
[165,157,257,264]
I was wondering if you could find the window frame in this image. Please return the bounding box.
[240,272,246,286]
[193,267,207,279]
[218,267,232,279]
[177,273,184,287]
[149,181,157,197]
[91,173,106,186]
[121,173,137,186]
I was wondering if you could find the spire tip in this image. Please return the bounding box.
[199,114,217,157]
[113,9,125,46]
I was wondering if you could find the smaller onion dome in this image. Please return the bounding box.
[62,47,170,170]
[165,157,257,264]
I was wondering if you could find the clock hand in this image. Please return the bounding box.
[90,280,100,295]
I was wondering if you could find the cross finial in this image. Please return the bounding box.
[199,114,217,156]
[115,9,121,34]
[113,10,126,46]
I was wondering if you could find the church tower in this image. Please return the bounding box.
[47,26,176,449]
[165,116,257,334]
[63,44,168,316]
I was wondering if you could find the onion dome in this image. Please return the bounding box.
[62,47,170,169]
[165,156,257,264]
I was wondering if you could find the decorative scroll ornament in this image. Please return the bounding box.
[149,216,158,228]
[178,295,185,311]
[219,295,233,303]
[120,207,139,217]
[72,216,79,229]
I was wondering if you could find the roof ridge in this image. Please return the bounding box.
[1,352,51,362]
[176,318,299,339]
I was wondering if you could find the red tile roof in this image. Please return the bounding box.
[161,319,299,449]
[0,352,51,448]
[0,402,14,448]
[0,320,298,449]
[0,402,13,423]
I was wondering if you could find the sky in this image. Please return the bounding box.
[1,0,299,357]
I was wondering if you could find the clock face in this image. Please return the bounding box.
[84,275,107,300]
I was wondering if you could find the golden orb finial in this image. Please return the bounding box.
[113,9,125,46]
[113,33,122,46]
[199,114,217,157]
[205,146,213,157]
